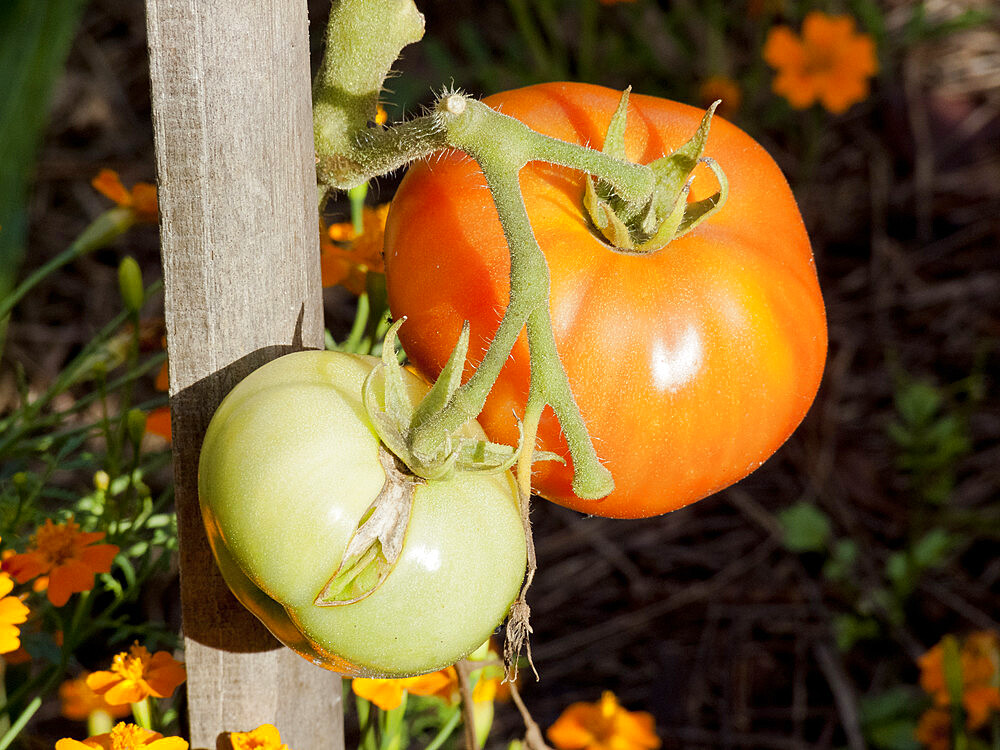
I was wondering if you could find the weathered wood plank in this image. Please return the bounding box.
[144,1,343,748]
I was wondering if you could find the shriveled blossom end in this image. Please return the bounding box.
[547,691,661,750]
[56,722,188,750]
[763,11,877,114]
[86,643,187,705]
[5,518,119,607]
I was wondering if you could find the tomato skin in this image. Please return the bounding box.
[198,350,527,677]
[384,82,827,519]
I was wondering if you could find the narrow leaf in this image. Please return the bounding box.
[455,437,518,473]
[674,156,729,239]
[601,87,631,160]
[648,100,719,191]
[411,321,470,430]
[380,318,411,424]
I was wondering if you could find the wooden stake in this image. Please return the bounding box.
[145,1,343,747]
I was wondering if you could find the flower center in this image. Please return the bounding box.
[804,45,836,75]
[112,645,151,682]
[33,520,83,565]
[110,723,149,750]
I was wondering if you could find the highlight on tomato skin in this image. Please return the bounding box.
[383,81,827,519]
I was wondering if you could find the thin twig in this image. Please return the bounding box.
[508,682,554,750]
[505,479,539,681]
[455,660,478,750]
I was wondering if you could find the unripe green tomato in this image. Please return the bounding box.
[198,350,527,677]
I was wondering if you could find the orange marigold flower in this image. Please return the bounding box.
[60,673,132,721]
[763,11,877,114]
[914,707,951,750]
[918,642,947,699]
[92,170,158,225]
[320,204,389,294]
[229,724,288,750]
[6,518,119,607]
[961,631,999,686]
[56,722,188,750]
[145,407,172,443]
[86,643,187,705]
[0,571,30,654]
[964,684,1000,730]
[3,645,31,665]
[918,631,1000,730]
[547,691,660,750]
[351,668,458,711]
[698,75,742,119]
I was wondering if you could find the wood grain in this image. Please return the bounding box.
[144,1,343,747]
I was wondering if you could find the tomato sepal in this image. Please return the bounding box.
[362,319,524,480]
[584,97,730,254]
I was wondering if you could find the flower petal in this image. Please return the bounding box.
[145,651,187,698]
[80,543,120,574]
[6,551,48,582]
[351,678,405,711]
[48,560,97,606]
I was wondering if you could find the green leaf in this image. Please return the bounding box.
[859,686,923,726]
[833,613,881,651]
[601,87,630,161]
[0,0,88,301]
[866,720,922,750]
[911,528,952,569]
[822,538,859,582]
[777,502,832,553]
[895,380,942,426]
[411,321,470,433]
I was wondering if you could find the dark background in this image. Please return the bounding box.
[7,1,999,748]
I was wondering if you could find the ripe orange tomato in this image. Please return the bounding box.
[384,82,827,519]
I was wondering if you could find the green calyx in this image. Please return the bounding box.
[362,320,543,482]
[583,90,729,254]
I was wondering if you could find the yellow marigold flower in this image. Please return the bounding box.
[59,673,132,721]
[914,707,951,750]
[547,691,660,750]
[320,204,389,294]
[86,643,187,705]
[5,518,119,607]
[92,170,159,225]
[229,724,288,750]
[56,722,188,750]
[351,668,458,711]
[698,75,742,120]
[0,570,29,655]
[763,11,877,114]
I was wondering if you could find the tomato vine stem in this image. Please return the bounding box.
[313,1,656,499]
